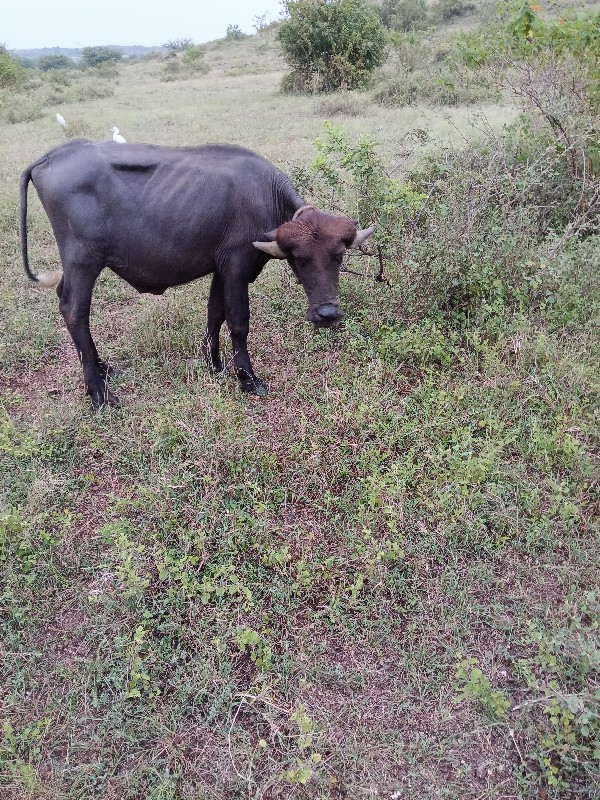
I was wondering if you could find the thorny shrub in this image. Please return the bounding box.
[295,0,600,326]
[455,1,600,175]
[294,117,597,325]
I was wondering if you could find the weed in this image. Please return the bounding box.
[235,627,273,671]
[455,655,511,719]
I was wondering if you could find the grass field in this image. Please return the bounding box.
[1,18,599,800]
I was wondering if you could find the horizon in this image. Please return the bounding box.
[12,44,172,54]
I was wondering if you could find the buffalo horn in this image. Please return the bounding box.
[351,225,376,248]
[253,239,287,259]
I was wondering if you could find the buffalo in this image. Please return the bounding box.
[20,140,374,408]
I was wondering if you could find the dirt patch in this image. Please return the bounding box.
[1,332,80,418]
[32,598,92,668]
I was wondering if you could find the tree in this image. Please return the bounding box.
[38,54,74,71]
[81,46,122,68]
[163,38,193,52]
[252,13,269,32]
[278,0,387,92]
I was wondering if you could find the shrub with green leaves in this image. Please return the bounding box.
[297,0,600,323]
[182,45,208,72]
[81,46,122,68]
[376,25,496,107]
[37,54,74,72]
[431,0,475,23]
[0,93,43,124]
[0,46,26,89]
[450,2,600,237]
[374,65,494,106]
[159,46,209,82]
[278,0,387,92]
[226,24,246,40]
[381,0,430,32]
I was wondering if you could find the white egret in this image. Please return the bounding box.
[110,127,127,143]
[56,113,66,127]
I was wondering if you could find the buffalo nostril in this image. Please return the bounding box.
[316,304,342,320]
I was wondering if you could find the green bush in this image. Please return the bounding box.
[72,81,114,100]
[63,117,94,138]
[451,3,600,187]
[81,46,122,68]
[225,24,246,40]
[160,60,181,81]
[455,2,600,66]
[0,46,26,89]
[182,45,209,72]
[278,0,387,92]
[360,0,600,319]
[43,68,71,86]
[381,0,430,32]
[37,54,74,72]
[159,47,209,82]
[431,0,475,23]
[387,30,431,70]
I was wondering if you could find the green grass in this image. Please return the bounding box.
[0,17,599,800]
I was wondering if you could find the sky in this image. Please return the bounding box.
[4,0,285,50]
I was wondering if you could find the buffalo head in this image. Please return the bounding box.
[253,206,375,328]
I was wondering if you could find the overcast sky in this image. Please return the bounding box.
[5,0,285,49]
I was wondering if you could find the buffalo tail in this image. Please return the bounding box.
[20,160,63,289]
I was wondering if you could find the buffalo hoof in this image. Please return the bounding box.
[90,388,121,410]
[207,358,224,375]
[239,377,268,397]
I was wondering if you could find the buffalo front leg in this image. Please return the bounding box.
[202,273,226,373]
[224,280,268,397]
[58,268,119,409]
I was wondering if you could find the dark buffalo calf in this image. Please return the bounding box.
[20,140,374,408]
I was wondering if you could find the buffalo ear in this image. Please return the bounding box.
[253,239,287,259]
[350,225,376,248]
[292,205,315,220]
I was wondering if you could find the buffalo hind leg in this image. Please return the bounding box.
[201,273,226,373]
[224,279,268,397]
[58,266,119,409]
